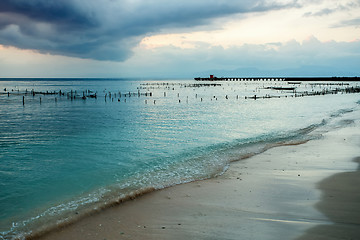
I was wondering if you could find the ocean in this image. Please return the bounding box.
[0,79,359,239]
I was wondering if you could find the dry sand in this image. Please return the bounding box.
[34,119,360,240]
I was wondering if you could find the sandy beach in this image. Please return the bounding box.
[33,117,360,240]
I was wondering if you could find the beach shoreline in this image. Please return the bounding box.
[29,112,360,240]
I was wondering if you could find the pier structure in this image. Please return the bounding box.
[195,77,285,81]
[194,76,360,82]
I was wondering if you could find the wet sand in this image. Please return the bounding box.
[297,156,360,240]
[34,121,360,240]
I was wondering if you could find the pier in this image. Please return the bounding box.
[194,76,360,82]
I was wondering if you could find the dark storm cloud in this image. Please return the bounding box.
[0,0,298,61]
[0,0,97,29]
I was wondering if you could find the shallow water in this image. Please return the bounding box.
[0,79,359,239]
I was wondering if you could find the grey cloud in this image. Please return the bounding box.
[0,0,299,61]
[332,18,360,28]
[303,1,360,17]
[130,37,360,77]
[303,8,336,17]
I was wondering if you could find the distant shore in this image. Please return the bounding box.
[31,108,360,240]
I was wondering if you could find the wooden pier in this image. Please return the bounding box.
[194,76,360,82]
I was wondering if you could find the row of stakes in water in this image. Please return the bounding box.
[5,85,360,106]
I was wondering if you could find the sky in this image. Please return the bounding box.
[0,0,359,78]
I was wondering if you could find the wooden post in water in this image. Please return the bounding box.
[22,96,25,105]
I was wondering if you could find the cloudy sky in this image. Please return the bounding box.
[0,0,359,78]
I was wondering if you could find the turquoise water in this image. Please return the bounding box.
[0,79,359,239]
